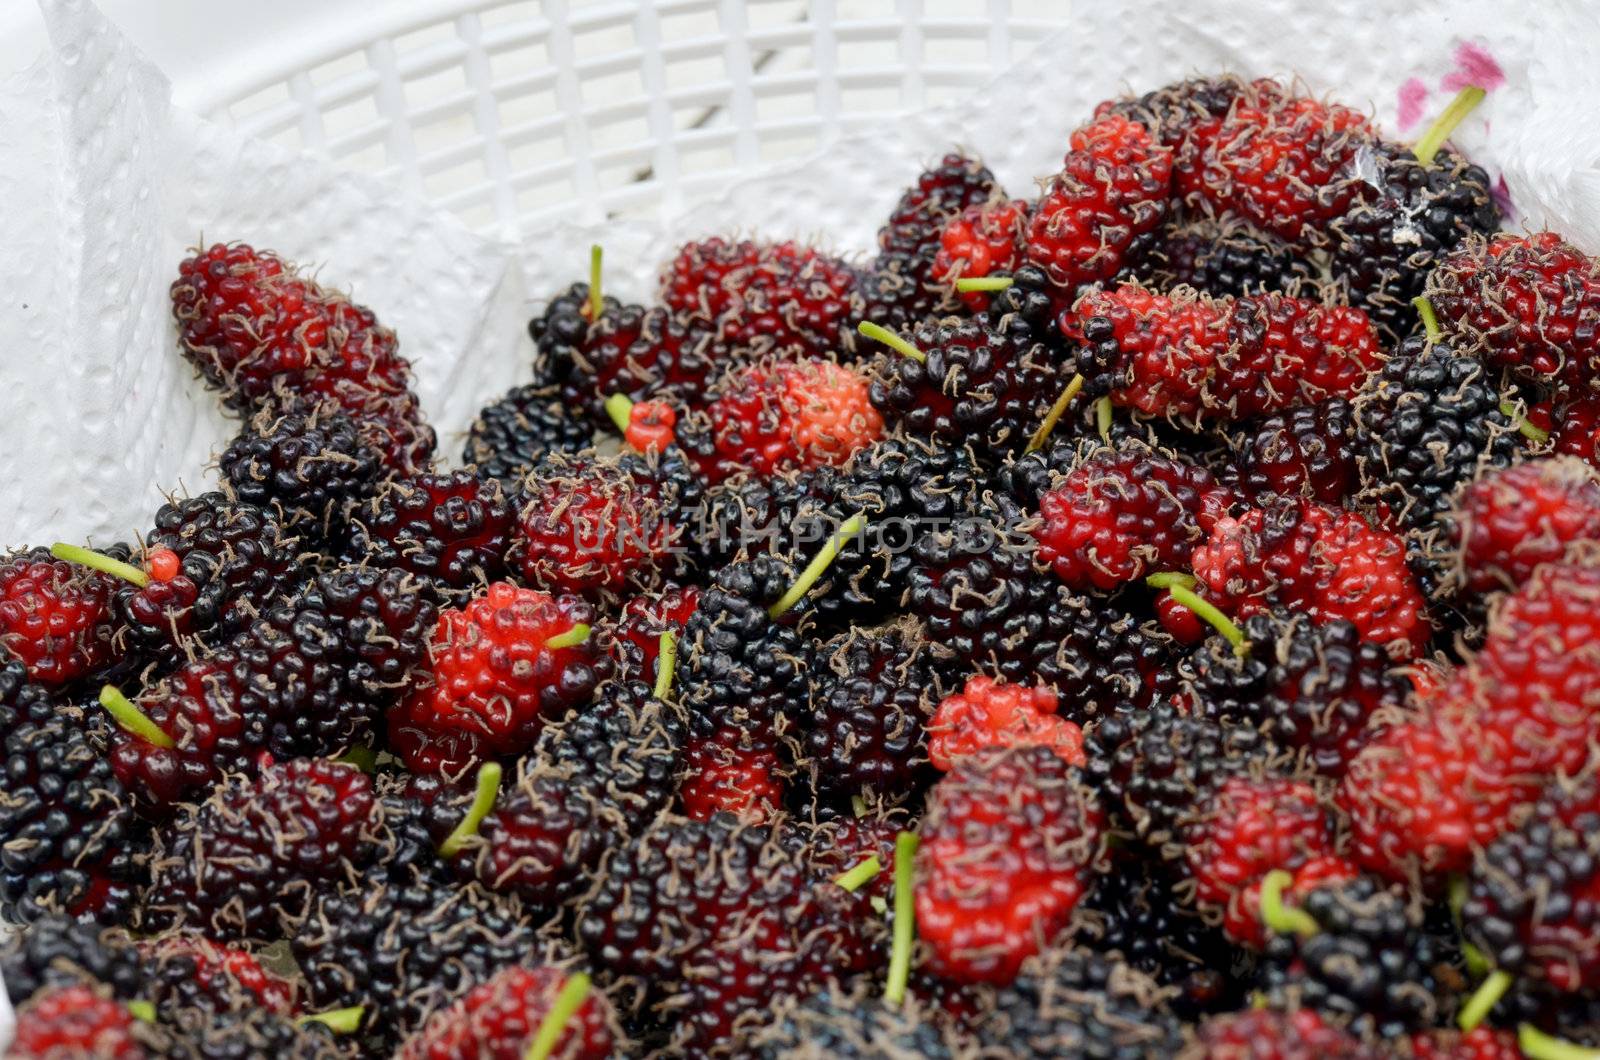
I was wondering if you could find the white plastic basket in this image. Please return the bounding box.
[52,0,1070,240]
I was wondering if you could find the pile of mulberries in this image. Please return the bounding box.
[13,71,1600,1060]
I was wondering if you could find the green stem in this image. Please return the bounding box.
[1257,870,1320,938]
[126,1000,156,1023]
[298,1006,365,1034]
[1414,85,1487,167]
[835,856,882,893]
[98,686,174,749]
[1448,875,1492,979]
[652,630,677,700]
[523,973,593,1060]
[545,624,592,650]
[1145,571,1198,592]
[437,762,503,858]
[604,393,633,434]
[51,543,149,588]
[1094,396,1112,442]
[884,831,919,1006]
[1458,969,1513,1032]
[1499,401,1551,444]
[850,795,868,818]
[1025,374,1084,453]
[1413,296,1442,343]
[1520,1025,1600,1060]
[335,745,377,773]
[588,244,603,319]
[857,321,926,363]
[1144,578,1247,653]
[954,276,1014,293]
[768,514,866,618]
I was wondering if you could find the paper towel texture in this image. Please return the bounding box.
[6,0,1600,549]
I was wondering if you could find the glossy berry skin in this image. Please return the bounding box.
[603,585,700,686]
[389,582,602,774]
[217,409,382,540]
[9,985,149,1059]
[1,666,141,925]
[0,916,146,1003]
[461,382,594,484]
[1429,231,1600,395]
[679,734,784,820]
[142,758,380,942]
[527,281,645,392]
[916,745,1102,983]
[1408,1028,1523,1060]
[933,199,1028,308]
[1455,458,1600,594]
[561,306,730,420]
[1024,115,1173,291]
[1033,445,1230,590]
[1065,286,1382,421]
[1192,1007,1379,1060]
[1193,497,1427,658]
[347,471,518,594]
[926,675,1083,771]
[1224,854,1360,950]
[514,456,679,595]
[1555,394,1600,469]
[395,964,618,1060]
[0,549,118,688]
[979,948,1186,1057]
[1135,221,1313,298]
[137,931,299,1016]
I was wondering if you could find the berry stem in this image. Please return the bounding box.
[437,761,503,858]
[1025,373,1085,453]
[1145,571,1198,592]
[98,686,174,749]
[545,624,592,650]
[954,276,1014,293]
[1144,576,1247,653]
[768,513,866,618]
[1457,969,1513,1032]
[604,393,633,434]
[1413,296,1442,343]
[1449,874,1492,979]
[652,630,677,699]
[126,1000,156,1023]
[1257,870,1319,938]
[50,543,149,588]
[523,972,592,1060]
[883,830,919,1007]
[297,1006,365,1035]
[1414,85,1487,167]
[1094,396,1113,442]
[851,795,868,818]
[588,244,604,320]
[1499,401,1552,444]
[835,855,882,892]
[857,321,926,363]
[1519,1025,1600,1060]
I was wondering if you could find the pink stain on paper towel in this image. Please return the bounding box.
[1396,78,1429,131]
[1443,42,1505,92]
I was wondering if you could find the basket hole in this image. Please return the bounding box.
[411,114,477,159]
[423,156,490,197]
[331,140,389,173]
[308,50,371,89]
[517,174,578,215]
[319,94,381,138]
[406,65,470,108]
[579,68,645,106]
[922,35,985,69]
[590,111,652,152]
[663,56,728,102]
[506,136,568,173]
[753,86,818,123]
[570,23,638,63]
[839,82,903,115]
[744,0,808,30]
[758,127,819,163]
[837,35,900,70]
[677,140,737,175]
[752,41,812,72]
[454,201,500,230]
[479,2,543,30]
[392,21,461,57]
[833,0,898,22]
[227,81,293,123]
[489,41,550,80]
[497,89,561,130]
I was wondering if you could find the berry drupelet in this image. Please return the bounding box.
[933,198,1028,308]
[1,916,145,1004]
[293,879,537,1050]
[535,679,685,820]
[800,624,947,798]
[926,674,1084,771]
[601,586,700,686]
[394,963,621,1060]
[1,666,142,925]
[1229,400,1359,505]
[977,948,1186,1058]
[217,408,383,543]
[137,931,299,1016]
[527,280,644,390]
[751,986,964,1060]
[1133,220,1313,298]
[460,382,594,484]
[8,984,156,1059]
[0,548,119,689]
[1023,114,1173,292]
[1191,1006,1380,1059]
[141,758,381,942]
[387,581,602,774]
[345,471,518,595]
[1453,457,1600,594]
[916,744,1103,983]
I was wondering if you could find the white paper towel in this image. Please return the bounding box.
[2,0,1600,1045]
